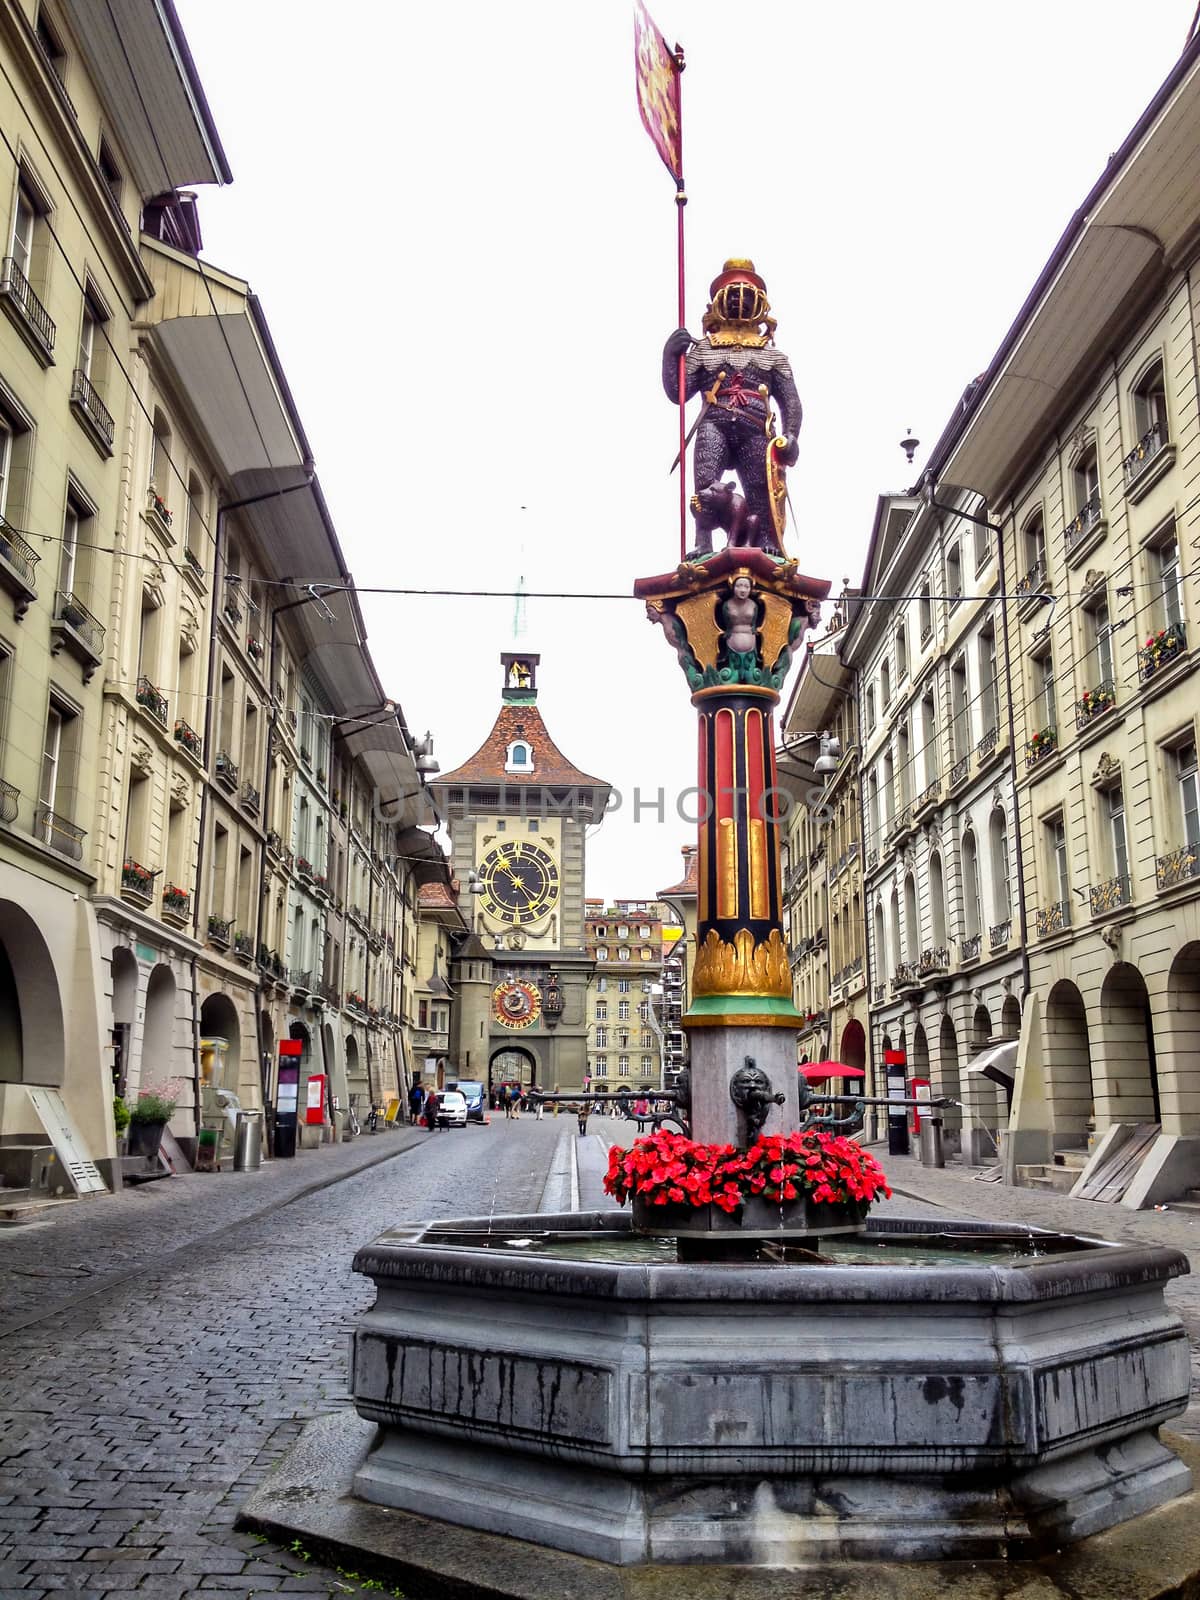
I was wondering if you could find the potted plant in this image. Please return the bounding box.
[127,1081,179,1160]
[113,1095,131,1146]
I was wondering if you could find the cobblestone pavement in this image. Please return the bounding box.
[0,1115,583,1600]
[2,1119,1198,1598]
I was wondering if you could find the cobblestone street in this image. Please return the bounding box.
[1,1122,1198,1598]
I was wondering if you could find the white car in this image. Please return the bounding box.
[436,1090,468,1128]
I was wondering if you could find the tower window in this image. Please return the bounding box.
[505,739,533,773]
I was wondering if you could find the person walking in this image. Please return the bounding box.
[532,1083,545,1122]
[577,1097,592,1137]
[424,1088,440,1131]
[409,1081,424,1125]
[503,1085,515,1120]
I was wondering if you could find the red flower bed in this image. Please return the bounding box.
[604,1127,891,1215]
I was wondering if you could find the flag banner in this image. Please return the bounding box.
[634,0,682,181]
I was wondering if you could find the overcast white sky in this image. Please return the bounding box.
[176,0,1194,903]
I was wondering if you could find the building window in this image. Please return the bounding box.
[0,389,32,529]
[641,1032,652,1050]
[504,739,533,773]
[1083,589,1114,688]
[946,542,962,605]
[903,872,918,958]
[1031,646,1055,732]
[978,625,999,736]
[596,946,607,961]
[896,624,908,682]
[595,924,606,939]
[618,1000,630,1020]
[951,655,969,759]
[897,720,911,807]
[97,137,123,208]
[618,946,630,961]
[974,514,991,571]
[59,487,93,605]
[1106,785,1129,883]
[962,829,981,939]
[1022,512,1046,580]
[618,1056,630,1076]
[919,581,932,642]
[1151,529,1183,631]
[989,808,1010,921]
[595,1001,606,1020]
[595,1055,607,1074]
[929,851,946,945]
[35,9,68,85]
[1176,741,1199,849]
[39,695,80,834]
[1045,813,1070,905]
[1073,445,1099,519]
[617,923,629,939]
[150,409,172,501]
[880,657,890,708]
[618,978,630,993]
[185,473,206,568]
[595,1027,607,1047]
[641,1056,652,1075]
[595,976,606,993]
[639,924,651,938]
[1133,359,1168,442]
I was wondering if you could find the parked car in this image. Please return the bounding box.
[437,1090,468,1128]
[450,1080,486,1122]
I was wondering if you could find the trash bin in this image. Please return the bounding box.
[233,1110,263,1172]
[919,1110,945,1169]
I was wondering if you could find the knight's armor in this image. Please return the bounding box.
[663,259,802,553]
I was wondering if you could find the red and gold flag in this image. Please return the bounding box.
[634,0,682,182]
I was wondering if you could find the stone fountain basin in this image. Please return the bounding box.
[349,1209,1191,1566]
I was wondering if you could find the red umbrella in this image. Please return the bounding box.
[800,1061,866,1083]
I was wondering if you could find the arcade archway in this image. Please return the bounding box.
[0,900,64,1087]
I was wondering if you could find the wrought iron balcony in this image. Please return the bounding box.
[207,913,231,948]
[1156,844,1198,892]
[214,750,238,790]
[120,857,154,902]
[872,981,885,1004]
[913,779,940,815]
[917,946,951,978]
[1015,557,1050,616]
[69,368,114,452]
[1123,419,1169,491]
[246,634,265,666]
[0,514,39,617]
[1063,488,1102,554]
[135,674,167,726]
[950,754,971,788]
[1137,621,1186,683]
[866,845,880,871]
[1025,725,1057,769]
[233,930,254,961]
[296,855,314,881]
[161,883,191,922]
[1090,873,1132,916]
[240,780,260,814]
[174,718,202,761]
[222,595,242,628]
[346,991,367,1014]
[977,726,999,761]
[891,962,920,994]
[1035,900,1071,939]
[959,933,982,964]
[147,489,173,531]
[35,805,83,860]
[266,829,283,856]
[0,778,17,824]
[51,590,104,675]
[1076,681,1115,729]
[0,256,55,359]
[989,919,1011,951]
[888,806,912,842]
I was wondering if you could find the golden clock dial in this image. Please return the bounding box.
[478,841,559,925]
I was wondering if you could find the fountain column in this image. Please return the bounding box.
[635,547,830,1149]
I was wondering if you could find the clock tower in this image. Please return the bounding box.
[431,654,610,1093]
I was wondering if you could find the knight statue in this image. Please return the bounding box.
[663,258,802,560]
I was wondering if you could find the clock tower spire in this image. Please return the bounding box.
[431,655,610,1096]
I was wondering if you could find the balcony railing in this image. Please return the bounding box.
[240,781,260,814]
[147,490,173,532]
[346,991,367,1014]
[1035,900,1071,939]
[222,595,242,628]
[161,884,191,922]
[917,946,951,978]
[1090,873,1131,916]
[0,515,39,612]
[214,750,239,790]
[989,919,1011,951]
[233,930,254,961]
[266,829,283,856]
[52,589,104,665]
[977,726,999,761]
[1123,419,1169,490]
[296,856,314,881]
[0,256,55,358]
[260,949,288,983]
[0,778,17,824]
[866,845,879,871]
[207,914,231,948]
[246,634,265,666]
[913,780,940,815]
[1015,557,1049,612]
[961,933,983,964]
[1076,681,1116,729]
[69,367,114,451]
[1025,725,1057,769]
[120,857,154,901]
[892,962,920,993]
[888,806,912,841]
[1137,621,1186,683]
[174,718,202,761]
[1156,844,1198,892]
[949,754,971,788]
[872,981,885,1004]
[35,805,84,861]
[1063,488,1102,554]
[135,674,168,726]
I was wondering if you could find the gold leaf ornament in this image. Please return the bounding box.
[692,927,791,998]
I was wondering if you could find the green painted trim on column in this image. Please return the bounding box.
[684,994,802,1022]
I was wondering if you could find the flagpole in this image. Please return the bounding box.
[674,45,687,564]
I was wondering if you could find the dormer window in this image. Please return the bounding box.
[504,739,533,773]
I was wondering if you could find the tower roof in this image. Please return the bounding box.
[433,655,609,793]
[658,844,698,900]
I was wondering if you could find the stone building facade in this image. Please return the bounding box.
[583,900,666,1094]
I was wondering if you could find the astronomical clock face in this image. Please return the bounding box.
[477,842,559,925]
[492,979,542,1029]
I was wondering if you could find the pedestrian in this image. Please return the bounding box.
[409,1081,424,1125]
[424,1088,440,1131]
[503,1084,514,1120]
[513,1085,522,1119]
[577,1097,591,1137]
[633,1095,650,1131]
[532,1083,545,1121]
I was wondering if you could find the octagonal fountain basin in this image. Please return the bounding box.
[348,1209,1191,1568]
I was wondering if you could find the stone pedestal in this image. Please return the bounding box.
[688,1023,800,1146]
